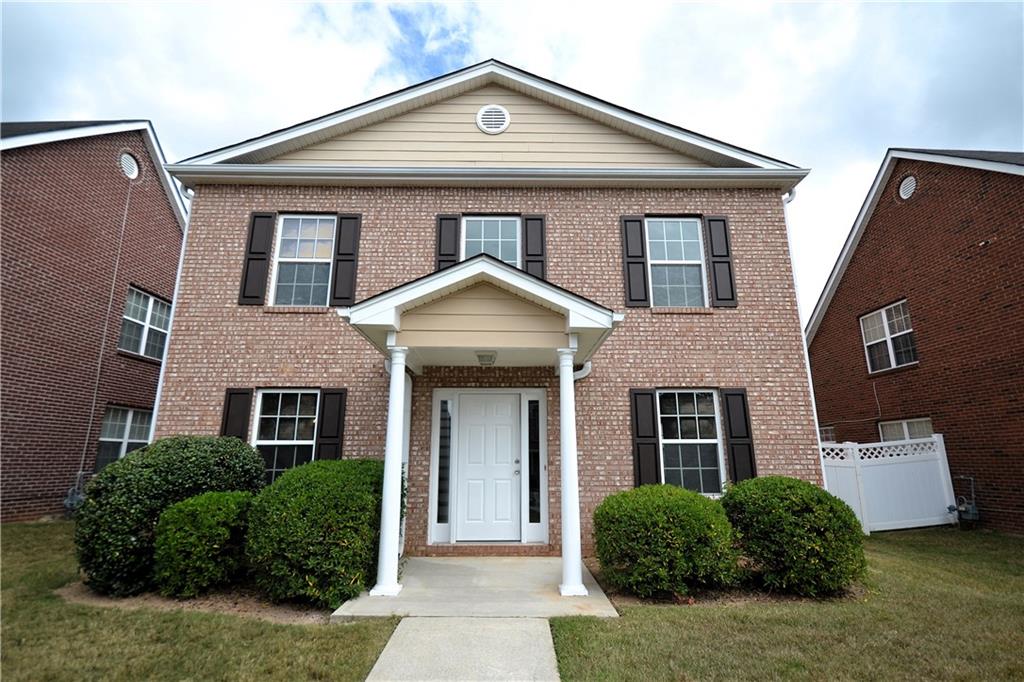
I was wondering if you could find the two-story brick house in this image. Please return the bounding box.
[807,149,1024,533]
[1,121,186,520]
[161,60,820,596]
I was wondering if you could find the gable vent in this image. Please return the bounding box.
[898,175,917,200]
[476,104,510,135]
[119,152,139,179]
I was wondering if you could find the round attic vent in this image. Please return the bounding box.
[119,152,139,179]
[476,104,510,134]
[898,175,917,200]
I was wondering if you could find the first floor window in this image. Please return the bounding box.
[657,389,724,494]
[879,418,933,442]
[118,287,171,360]
[254,390,319,483]
[462,216,520,267]
[272,215,336,306]
[860,300,918,373]
[819,426,836,442]
[97,407,151,470]
[647,217,707,307]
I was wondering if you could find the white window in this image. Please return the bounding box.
[646,217,707,307]
[879,418,933,442]
[253,390,320,483]
[118,288,171,360]
[462,216,520,267]
[272,215,336,306]
[819,426,836,443]
[657,390,726,494]
[860,300,918,373]
[96,407,151,470]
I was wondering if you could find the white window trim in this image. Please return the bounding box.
[655,389,727,496]
[860,299,918,374]
[428,388,548,545]
[118,287,171,361]
[98,407,152,461]
[459,215,522,268]
[250,390,321,482]
[269,214,337,307]
[645,217,709,308]
[878,418,933,442]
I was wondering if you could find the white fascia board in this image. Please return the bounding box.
[2,121,189,231]
[805,148,1024,344]
[181,61,796,170]
[165,163,808,191]
[348,258,616,330]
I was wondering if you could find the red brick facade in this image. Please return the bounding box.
[809,159,1023,533]
[1,131,182,519]
[155,184,821,555]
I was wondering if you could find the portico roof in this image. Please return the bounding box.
[342,254,624,369]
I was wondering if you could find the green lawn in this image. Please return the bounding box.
[552,528,1024,681]
[1,521,396,681]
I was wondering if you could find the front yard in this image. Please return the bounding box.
[2,522,1022,681]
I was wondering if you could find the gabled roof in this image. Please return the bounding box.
[1,120,188,230]
[805,147,1024,343]
[181,59,798,171]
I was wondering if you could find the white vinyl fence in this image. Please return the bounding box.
[821,434,957,534]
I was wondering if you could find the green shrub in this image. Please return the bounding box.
[74,436,265,596]
[154,491,254,598]
[721,476,866,596]
[246,459,384,609]
[593,485,738,598]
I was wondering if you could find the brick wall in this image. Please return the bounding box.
[156,184,821,553]
[1,131,182,519]
[809,159,1023,533]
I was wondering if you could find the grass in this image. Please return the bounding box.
[552,528,1024,681]
[1,521,396,681]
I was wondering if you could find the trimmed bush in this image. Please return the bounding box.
[246,459,384,609]
[594,485,738,598]
[721,476,866,596]
[154,491,254,598]
[74,436,265,596]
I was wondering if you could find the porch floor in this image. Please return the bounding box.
[331,557,618,620]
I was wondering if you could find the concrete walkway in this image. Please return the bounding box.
[366,617,559,681]
[332,557,618,620]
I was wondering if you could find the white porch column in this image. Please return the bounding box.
[557,347,588,596]
[371,346,408,596]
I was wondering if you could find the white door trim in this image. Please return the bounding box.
[429,388,548,545]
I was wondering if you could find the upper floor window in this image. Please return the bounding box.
[272,215,336,306]
[462,216,520,267]
[657,389,724,494]
[97,406,151,470]
[879,418,933,442]
[860,300,918,373]
[254,389,320,483]
[118,287,171,360]
[646,218,707,307]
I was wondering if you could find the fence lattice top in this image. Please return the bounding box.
[821,437,940,461]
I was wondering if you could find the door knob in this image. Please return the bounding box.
[514,459,520,464]
[514,470,520,476]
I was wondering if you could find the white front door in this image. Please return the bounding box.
[456,393,521,541]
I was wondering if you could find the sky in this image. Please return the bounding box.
[3,1,1022,323]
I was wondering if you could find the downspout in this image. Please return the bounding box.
[782,188,829,489]
[149,189,192,442]
[573,361,592,382]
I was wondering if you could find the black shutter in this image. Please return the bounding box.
[522,215,546,279]
[436,214,460,270]
[621,216,650,307]
[220,389,253,439]
[705,216,738,307]
[238,212,276,305]
[316,388,347,460]
[330,214,361,306]
[722,388,756,482]
[630,389,661,485]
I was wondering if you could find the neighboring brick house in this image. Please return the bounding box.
[161,60,820,596]
[1,121,186,520]
[806,149,1023,533]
